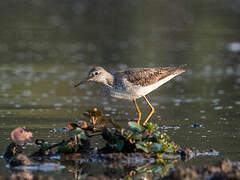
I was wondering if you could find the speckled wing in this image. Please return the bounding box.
[118,65,186,87]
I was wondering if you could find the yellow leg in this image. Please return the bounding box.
[133,99,142,124]
[143,96,155,125]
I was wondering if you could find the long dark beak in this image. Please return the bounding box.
[74,79,88,88]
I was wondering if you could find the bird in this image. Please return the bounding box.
[74,65,186,125]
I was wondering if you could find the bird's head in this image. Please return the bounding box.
[74,66,110,87]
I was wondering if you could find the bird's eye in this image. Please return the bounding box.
[94,71,99,76]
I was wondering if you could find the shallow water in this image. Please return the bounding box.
[0,0,240,179]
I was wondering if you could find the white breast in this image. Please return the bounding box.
[107,74,179,100]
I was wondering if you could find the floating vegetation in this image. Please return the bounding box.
[27,108,179,160]
[3,108,221,179]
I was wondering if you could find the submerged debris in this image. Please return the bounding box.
[10,127,33,145]
[4,127,33,166]
[3,127,64,172]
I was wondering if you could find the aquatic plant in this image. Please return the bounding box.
[104,121,177,156]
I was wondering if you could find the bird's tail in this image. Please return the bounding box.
[175,64,187,74]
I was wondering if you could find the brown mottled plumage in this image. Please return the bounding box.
[75,65,186,125]
[117,65,186,87]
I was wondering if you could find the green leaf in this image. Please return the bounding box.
[70,128,87,140]
[132,133,143,141]
[149,143,163,153]
[57,142,74,153]
[144,122,158,132]
[41,143,51,150]
[77,132,87,140]
[136,142,149,153]
[153,131,161,138]
[109,140,125,151]
[128,121,143,132]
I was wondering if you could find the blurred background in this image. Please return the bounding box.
[0,0,240,178]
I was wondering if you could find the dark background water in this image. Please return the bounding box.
[0,0,240,179]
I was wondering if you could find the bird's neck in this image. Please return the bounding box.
[101,72,114,88]
[105,73,114,87]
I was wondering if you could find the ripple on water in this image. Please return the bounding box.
[33,76,41,82]
[112,108,117,112]
[104,107,112,111]
[65,99,72,103]
[235,101,240,105]
[103,101,109,105]
[227,42,240,52]
[219,117,227,121]
[214,106,223,110]
[3,93,8,97]
[73,96,80,102]
[41,93,49,98]
[31,102,37,106]
[24,81,32,86]
[111,98,117,102]
[160,105,166,109]
[86,91,93,96]
[161,126,180,130]
[9,101,15,105]
[191,124,203,128]
[212,98,220,105]
[15,95,20,100]
[1,83,12,90]
[22,90,32,97]
[236,78,240,84]
[48,89,56,94]
[105,113,110,117]
[73,107,78,111]
[13,163,65,172]
[217,90,224,95]
[54,103,62,108]
[14,104,21,108]
[82,96,89,100]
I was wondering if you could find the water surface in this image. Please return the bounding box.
[0,0,240,179]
